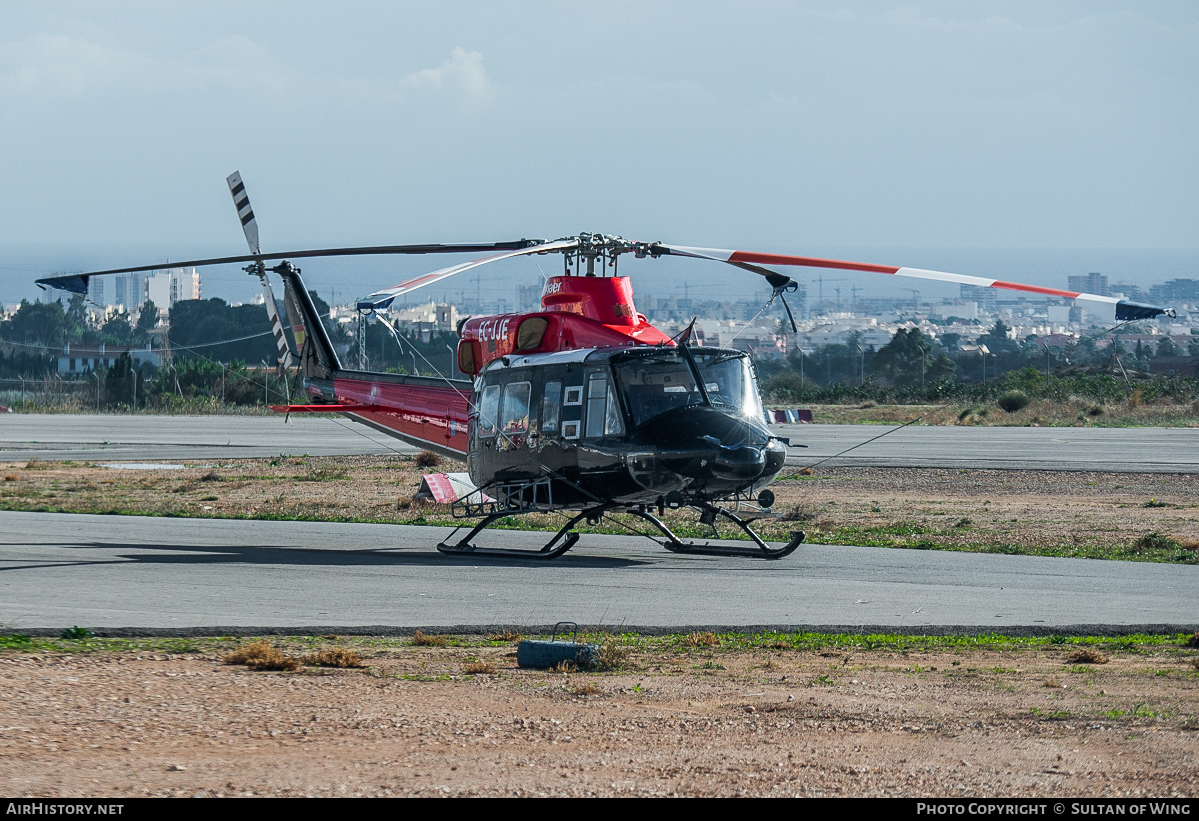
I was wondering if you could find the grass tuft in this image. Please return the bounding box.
[1134,531,1178,553]
[1068,649,1109,665]
[414,451,442,469]
[462,661,497,675]
[1183,632,1199,649]
[553,660,577,673]
[60,626,94,640]
[411,630,448,648]
[223,640,300,671]
[487,629,522,643]
[591,635,631,671]
[300,647,365,668]
[3,474,17,482]
[683,631,720,649]
[200,471,222,483]
[572,681,603,697]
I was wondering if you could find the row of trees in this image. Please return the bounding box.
[760,320,1199,404]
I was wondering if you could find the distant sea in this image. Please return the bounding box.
[2,242,1197,310]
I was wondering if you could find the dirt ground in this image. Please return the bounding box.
[2,455,1197,562]
[2,636,1197,798]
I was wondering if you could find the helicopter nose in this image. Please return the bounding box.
[704,441,767,481]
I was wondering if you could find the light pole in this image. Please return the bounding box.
[261,361,269,405]
[446,344,455,375]
[93,371,100,411]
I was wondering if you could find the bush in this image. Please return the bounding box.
[996,390,1030,413]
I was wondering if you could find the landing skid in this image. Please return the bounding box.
[626,506,805,560]
[436,500,803,560]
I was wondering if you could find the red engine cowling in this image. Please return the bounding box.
[456,275,672,376]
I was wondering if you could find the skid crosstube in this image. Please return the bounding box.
[435,498,803,561]
[436,508,593,560]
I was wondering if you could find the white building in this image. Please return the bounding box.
[146,268,201,316]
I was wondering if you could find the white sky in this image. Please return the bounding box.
[1,1,1196,305]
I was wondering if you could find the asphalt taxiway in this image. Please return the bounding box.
[1,511,1194,633]
[1,414,1194,472]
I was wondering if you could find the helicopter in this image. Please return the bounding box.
[36,173,1175,561]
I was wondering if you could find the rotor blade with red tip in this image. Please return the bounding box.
[659,244,1171,322]
[355,238,580,310]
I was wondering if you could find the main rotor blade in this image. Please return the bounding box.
[356,238,580,310]
[35,240,549,294]
[658,244,1172,323]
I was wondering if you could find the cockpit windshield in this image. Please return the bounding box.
[613,349,764,428]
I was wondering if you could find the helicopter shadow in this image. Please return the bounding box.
[3,541,654,571]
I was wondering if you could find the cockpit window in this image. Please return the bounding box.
[693,351,764,420]
[613,350,763,427]
[612,355,701,427]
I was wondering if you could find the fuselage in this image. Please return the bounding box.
[302,271,788,507]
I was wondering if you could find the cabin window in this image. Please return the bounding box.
[541,380,561,432]
[478,384,500,436]
[500,381,532,434]
[584,374,624,438]
[563,385,582,406]
[585,376,607,438]
[604,380,624,436]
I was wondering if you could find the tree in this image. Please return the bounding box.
[1155,336,1180,358]
[99,311,134,345]
[872,328,954,387]
[167,298,278,364]
[0,300,71,346]
[104,351,136,407]
[977,319,1020,356]
[135,300,158,338]
[1188,337,1199,358]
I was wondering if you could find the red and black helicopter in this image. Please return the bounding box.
[37,173,1174,560]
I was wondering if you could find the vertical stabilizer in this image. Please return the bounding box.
[275,262,342,380]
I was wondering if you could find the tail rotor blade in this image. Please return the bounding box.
[226,171,261,256]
